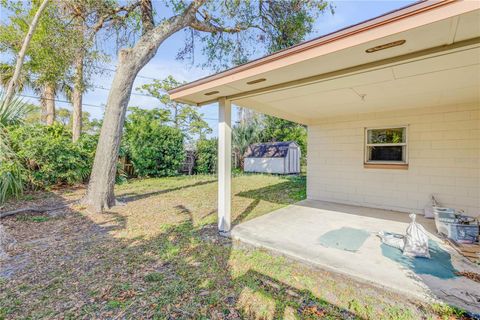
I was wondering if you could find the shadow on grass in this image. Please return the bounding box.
[236,269,358,319]
[233,198,260,226]
[0,194,363,319]
[236,175,306,205]
[111,213,363,319]
[118,179,216,203]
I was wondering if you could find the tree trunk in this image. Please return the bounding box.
[72,50,84,141]
[81,13,193,213]
[173,104,179,128]
[42,84,55,125]
[3,0,49,107]
[81,57,137,212]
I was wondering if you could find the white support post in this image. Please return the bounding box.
[218,98,232,235]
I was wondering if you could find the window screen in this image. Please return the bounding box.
[365,127,407,164]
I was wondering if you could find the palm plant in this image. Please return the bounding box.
[0,92,32,204]
[0,62,73,125]
[232,118,262,169]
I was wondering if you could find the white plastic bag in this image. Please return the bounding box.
[403,213,430,258]
[377,231,404,250]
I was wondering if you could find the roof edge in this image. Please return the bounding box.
[169,0,455,96]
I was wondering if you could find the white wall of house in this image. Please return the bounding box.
[244,158,286,174]
[307,103,479,217]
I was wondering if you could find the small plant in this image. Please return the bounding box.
[0,94,33,204]
[16,215,50,223]
[106,300,122,310]
[431,303,465,319]
[0,161,24,204]
[144,272,164,282]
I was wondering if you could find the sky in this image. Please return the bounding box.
[1,0,416,137]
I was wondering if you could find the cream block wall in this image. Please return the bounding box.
[307,104,480,217]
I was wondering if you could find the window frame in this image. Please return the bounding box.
[364,125,409,165]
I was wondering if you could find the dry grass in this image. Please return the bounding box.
[0,174,466,319]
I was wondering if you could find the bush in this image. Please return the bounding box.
[0,160,24,203]
[125,109,185,177]
[8,123,96,188]
[195,138,217,174]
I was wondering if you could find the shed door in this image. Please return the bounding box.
[288,147,296,173]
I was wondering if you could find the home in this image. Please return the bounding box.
[169,1,480,312]
[170,0,479,232]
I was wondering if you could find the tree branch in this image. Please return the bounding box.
[89,1,141,37]
[189,19,243,34]
[140,0,154,34]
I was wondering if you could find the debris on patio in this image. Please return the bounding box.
[381,240,458,279]
[433,207,479,244]
[376,214,462,279]
[318,227,370,252]
[378,213,430,258]
[425,199,480,263]
[455,271,480,284]
[444,237,480,264]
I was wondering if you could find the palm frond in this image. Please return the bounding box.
[232,118,262,156]
[0,92,29,204]
[0,63,34,92]
[0,91,34,127]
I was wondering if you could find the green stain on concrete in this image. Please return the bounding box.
[381,240,458,279]
[318,227,370,252]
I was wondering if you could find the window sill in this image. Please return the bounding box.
[364,163,408,170]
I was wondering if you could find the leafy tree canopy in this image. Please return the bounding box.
[0,0,79,95]
[124,107,185,177]
[195,138,217,174]
[261,115,307,157]
[55,107,102,134]
[174,0,333,71]
[137,75,212,142]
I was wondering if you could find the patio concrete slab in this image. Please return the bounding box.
[231,200,480,314]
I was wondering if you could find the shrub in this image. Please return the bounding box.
[195,138,217,174]
[125,109,185,177]
[0,94,34,203]
[0,160,24,204]
[8,123,96,188]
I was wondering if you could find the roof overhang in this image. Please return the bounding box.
[169,0,480,124]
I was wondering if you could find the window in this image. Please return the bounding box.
[365,126,408,165]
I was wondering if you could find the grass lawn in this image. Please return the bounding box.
[0,174,465,319]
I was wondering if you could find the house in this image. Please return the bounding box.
[244,141,301,174]
[169,0,479,234]
[169,1,480,311]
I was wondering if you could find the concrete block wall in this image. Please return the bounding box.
[307,104,479,216]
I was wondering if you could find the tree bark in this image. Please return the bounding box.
[3,0,49,106]
[42,84,55,125]
[72,48,84,141]
[81,12,195,213]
